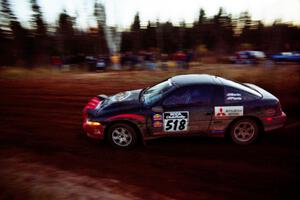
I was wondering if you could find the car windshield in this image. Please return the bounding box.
[142,79,173,105]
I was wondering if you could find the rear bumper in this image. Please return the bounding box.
[263,112,287,132]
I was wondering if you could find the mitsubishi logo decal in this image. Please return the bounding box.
[216,107,226,116]
[214,106,244,117]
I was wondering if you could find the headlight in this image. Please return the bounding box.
[86,120,101,126]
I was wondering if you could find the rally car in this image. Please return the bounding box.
[83,74,286,148]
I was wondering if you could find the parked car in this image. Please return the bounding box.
[271,52,300,63]
[231,51,266,64]
[83,74,286,148]
[85,55,109,71]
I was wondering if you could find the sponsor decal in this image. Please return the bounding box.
[112,91,131,101]
[226,93,241,97]
[153,121,163,128]
[226,93,242,101]
[216,107,226,117]
[163,111,189,132]
[226,96,242,101]
[153,114,162,121]
[214,106,243,117]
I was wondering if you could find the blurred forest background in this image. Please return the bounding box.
[0,0,300,67]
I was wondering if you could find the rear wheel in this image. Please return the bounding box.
[108,123,137,149]
[230,118,259,145]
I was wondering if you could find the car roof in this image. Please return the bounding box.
[170,74,217,87]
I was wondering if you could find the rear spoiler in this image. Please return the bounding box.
[243,83,277,100]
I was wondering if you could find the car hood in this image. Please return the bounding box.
[97,89,143,114]
[108,89,142,103]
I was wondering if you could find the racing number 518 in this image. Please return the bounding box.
[165,119,186,131]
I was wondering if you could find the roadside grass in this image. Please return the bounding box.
[0,67,59,78]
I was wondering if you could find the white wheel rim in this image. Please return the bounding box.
[233,122,256,143]
[112,127,133,147]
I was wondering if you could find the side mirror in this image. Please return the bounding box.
[152,106,163,113]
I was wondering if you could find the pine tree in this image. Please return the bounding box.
[0,0,29,65]
[130,13,141,52]
[1,0,16,37]
[94,1,108,54]
[30,0,49,65]
[30,0,47,36]
[57,10,75,56]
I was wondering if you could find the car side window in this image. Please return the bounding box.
[163,88,191,106]
[224,86,259,104]
[187,86,213,105]
[163,86,213,106]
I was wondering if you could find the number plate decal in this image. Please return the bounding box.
[163,111,189,132]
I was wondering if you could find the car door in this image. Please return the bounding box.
[150,85,214,136]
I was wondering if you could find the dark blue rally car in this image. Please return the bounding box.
[83,74,286,148]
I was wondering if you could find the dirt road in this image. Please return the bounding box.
[0,69,299,199]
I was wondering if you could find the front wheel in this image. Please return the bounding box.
[107,123,137,149]
[229,118,259,145]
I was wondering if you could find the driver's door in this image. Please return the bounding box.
[150,85,214,136]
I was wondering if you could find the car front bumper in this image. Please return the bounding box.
[83,97,105,139]
[83,120,105,139]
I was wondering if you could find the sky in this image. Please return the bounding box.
[9,0,300,29]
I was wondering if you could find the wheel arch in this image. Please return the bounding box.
[104,120,144,144]
[224,116,264,138]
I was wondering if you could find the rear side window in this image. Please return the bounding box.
[224,86,260,104]
[219,77,262,97]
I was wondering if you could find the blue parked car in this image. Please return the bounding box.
[271,52,300,63]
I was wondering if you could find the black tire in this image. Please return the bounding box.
[107,123,137,149]
[229,118,259,145]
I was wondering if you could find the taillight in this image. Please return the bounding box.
[264,102,282,117]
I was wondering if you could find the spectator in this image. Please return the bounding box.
[51,56,62,70]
